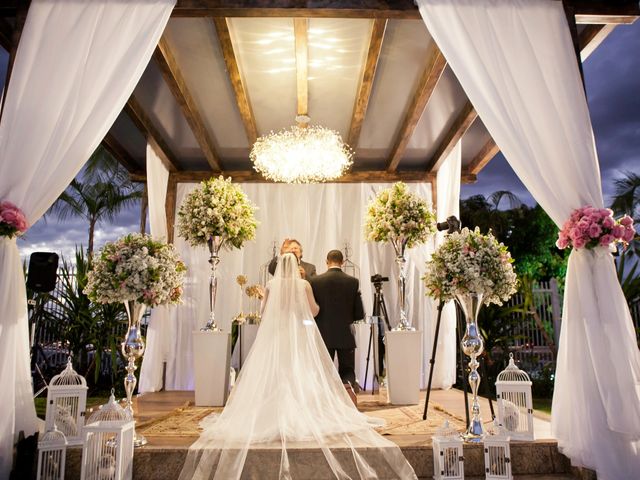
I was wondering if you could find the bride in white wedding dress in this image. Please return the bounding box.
[179,253,417,479]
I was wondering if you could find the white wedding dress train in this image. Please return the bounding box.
[179,254,417,479]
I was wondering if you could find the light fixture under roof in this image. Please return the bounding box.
[250,117,353,184]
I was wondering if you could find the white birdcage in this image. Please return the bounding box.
[45,357,88,445]
[483,420,513,480]
[80,390,134,480]
[495,353,534,441]
[37,426,67,480]
[432,421,464,480]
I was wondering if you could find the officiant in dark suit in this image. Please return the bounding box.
[268,238,316,279]
[309,250,365,387]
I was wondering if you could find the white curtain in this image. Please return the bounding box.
[139,143,172,393]
[0,0,174,476]
[427,141,461,389]
[417,1,640,478]
[165,182,441,390]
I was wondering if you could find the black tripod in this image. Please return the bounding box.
[363,276,391,394]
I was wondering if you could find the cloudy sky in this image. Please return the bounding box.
[7,20,640,262]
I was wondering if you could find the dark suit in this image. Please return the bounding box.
[309,267,365,385]
[268,257,316,278]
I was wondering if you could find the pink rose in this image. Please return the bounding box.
[622,228,635,243]
[556,237,569,249]
[602,216,615,229]
[573,236,587,249]
[619,215,634,227]
[599,234,614,246]
[569,227,582,240]
[588,224,602,238]
[612,225,625,239]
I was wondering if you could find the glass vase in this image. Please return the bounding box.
[456,292,486,441]
[121,300,147,447]
[391,237,414,331]
[202,235,225,331]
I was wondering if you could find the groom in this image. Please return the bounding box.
[310,250,365,389]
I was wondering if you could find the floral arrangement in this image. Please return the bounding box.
[233,276,265,324]
[0,201,28,238]
[84,233,186,307]
[556,205,635,250]
[423,227,518,306]
[245,284,265,300]
[177,176,258,249]
[364,182,436,248]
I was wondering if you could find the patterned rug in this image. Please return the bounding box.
[138,399,464,438]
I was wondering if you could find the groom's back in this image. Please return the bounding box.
[310,269,364,349]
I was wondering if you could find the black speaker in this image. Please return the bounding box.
[26,252,59,293]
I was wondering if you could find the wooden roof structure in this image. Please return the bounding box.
[0,1,637,188]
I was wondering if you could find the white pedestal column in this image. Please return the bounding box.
[192,331,231,407]
[386,330,422,405]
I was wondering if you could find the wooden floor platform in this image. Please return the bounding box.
[64,388,576,479]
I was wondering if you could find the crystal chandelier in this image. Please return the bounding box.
[250,117,353,183]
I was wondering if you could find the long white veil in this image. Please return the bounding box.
[179,253,417,479]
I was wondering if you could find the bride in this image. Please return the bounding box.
[179,253,417,479]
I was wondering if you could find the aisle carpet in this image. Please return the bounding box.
[137,399,465,438]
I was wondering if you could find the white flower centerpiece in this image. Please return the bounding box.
[423,227,518,441]
[85,233,186,447]
[177,176,258,331]
[364,182,436,330]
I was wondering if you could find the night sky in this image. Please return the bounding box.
[7,19,640,262]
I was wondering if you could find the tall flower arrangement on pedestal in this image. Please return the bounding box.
[177,176,258,331]
[364,182,436,330]
[423,227,517,442]
[85,233,186,447]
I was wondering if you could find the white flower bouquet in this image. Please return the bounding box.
[364,182,436,248]
[177,176,258,249]
[423,227,518,305]
[84,233,186,307]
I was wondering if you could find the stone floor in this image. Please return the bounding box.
[65,388,577,479]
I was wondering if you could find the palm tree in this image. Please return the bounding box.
[50,147,143,257]
[610,171,640,221]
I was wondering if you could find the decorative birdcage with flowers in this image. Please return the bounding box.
[80,391,134,480]
[36,426,67,480]
[45,357,87,445]
[496,353,534,441]
[432,421,464,480]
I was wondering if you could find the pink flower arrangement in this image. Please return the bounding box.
[0,201,28,238]
[556,205,635,250]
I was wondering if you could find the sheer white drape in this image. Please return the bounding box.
[0,0,174,475]
[429,141,461,389]
[417,0,640,477]
[167,182,440,390]
[139,144,172,393]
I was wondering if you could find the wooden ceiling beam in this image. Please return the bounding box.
[167,0,640,22]
[466,138,500,176]
[386,45,447,172]
[123,96,180,173]
[154,35,222,171]
[294,17,309,121]
[213,17,258,145]
[347,18,386,149]
[425,101,477,173]
[579,24,617,60]
[102,132,139,174]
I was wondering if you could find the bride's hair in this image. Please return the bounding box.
[276,252,301,279]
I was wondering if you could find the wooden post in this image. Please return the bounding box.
[166,175,178,244]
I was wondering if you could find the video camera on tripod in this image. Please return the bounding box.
[370,273,389,284]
